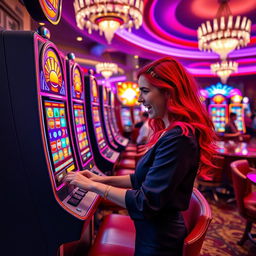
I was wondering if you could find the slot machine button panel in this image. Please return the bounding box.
[67,197,80,207]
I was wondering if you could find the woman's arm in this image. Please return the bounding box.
[64,172,127,208]
[79,170,132,188]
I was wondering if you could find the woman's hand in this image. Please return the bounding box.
[79,169,103,182]
[64,171,96,191]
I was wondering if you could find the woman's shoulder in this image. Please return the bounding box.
[158,125,197,145]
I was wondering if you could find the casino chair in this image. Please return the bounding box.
[88,188,212,256]
[197,155,225,201]
[230,160,256,245]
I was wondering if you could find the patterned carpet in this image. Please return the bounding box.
[200,193,256,256]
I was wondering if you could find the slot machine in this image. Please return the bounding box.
[66,53,105,179]
[109,90,129,148]
[99,84,123,151]
[133,105,142,124]
[84,73,120,173]
[0,29,98,256]
[208,94,228,133]
[229,95,245,133]
[121,107,133,132]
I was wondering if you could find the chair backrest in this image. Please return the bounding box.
[230,160,252,217]
[182,188,212,256]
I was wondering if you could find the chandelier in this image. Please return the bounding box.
[96,62,118,79]
[197,0,251,60]
[211,60,238,84]
[74,0,144,44]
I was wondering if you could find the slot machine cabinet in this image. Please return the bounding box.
[84,73,120,173]
[208,94,228,133]
[0,29,95,256]
[229,94,246,133]
[66,54,105,179]
[99,84,123,152]
[109,90,129,148]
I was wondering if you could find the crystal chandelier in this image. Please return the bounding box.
[96,62,118,79]
[211,60,238,84]
[74,0,144,44]
[197,0,251,60]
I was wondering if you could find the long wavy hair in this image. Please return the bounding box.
[137,57,217,171]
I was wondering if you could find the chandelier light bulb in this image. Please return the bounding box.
[197,0,251,60]
[95,62,118,79]
[74,0,144,44]
[211,60,238,84]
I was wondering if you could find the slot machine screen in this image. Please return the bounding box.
[104,107,113,141]
[209,105,226,132]
[230,104,244,132]
[134,108,141,123]
[73,103,92,163]
[92,106,105,149]
[121,108,132,127]
[43,99,76,189]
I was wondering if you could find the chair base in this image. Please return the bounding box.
[238,220,256,246]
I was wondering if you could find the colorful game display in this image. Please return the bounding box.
[208,95,228,133]
[92,106,106,149]
[229,94,245,132]
[101,86,117,149]
[73,104,91,163]
[44,100,75,188]
[133,106,142,123]
[121,107,133,132]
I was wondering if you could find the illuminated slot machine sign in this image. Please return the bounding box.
[229,94,245,133]
[23,0,62,25]
[202,83,232,133]
[41,46,77,190]
[117,81,139,132]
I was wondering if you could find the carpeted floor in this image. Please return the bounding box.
[199,193,256,256]
[98,192,256,256]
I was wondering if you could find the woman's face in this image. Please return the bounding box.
[138,75,168,119]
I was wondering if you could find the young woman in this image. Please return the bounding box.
[64,57,216,256]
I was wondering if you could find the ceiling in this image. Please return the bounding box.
[44,0,256,78]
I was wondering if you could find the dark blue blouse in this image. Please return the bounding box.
[125,126,200,256]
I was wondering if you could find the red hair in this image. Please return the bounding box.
[137,57,217,171]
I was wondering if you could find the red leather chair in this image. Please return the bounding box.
[88,188,212,256]
[197,155,225,201]
[230,160,256,245]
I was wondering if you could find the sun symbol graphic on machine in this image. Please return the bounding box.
[43,48,63,94]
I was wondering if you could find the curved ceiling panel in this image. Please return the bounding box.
[61,0,256,77]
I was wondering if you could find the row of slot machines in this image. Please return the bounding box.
[209,103,245,133]
[0,28,128,256]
